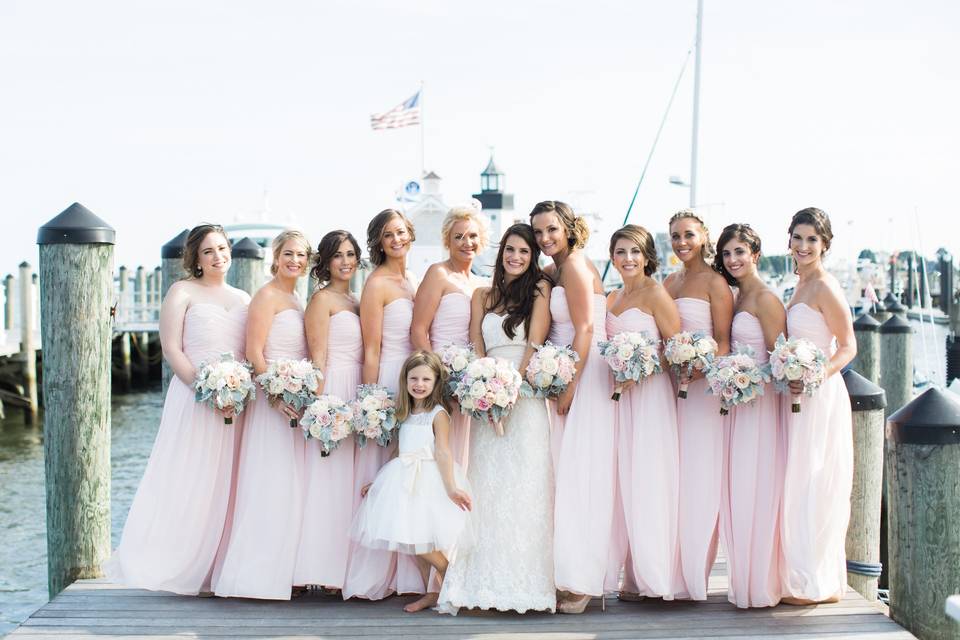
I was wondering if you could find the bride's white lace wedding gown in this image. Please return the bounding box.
[437,312,556,615]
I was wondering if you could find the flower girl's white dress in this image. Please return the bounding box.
[350,405,471,555]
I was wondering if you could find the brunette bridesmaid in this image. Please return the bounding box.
[410,205,487,468]
[106,225,249,594]
[780,208,855,605]
[714,224,786,608]
[213,230,312,600]
[605,225,685,601]
[294,231,363,591]
[530,200,616,614]
[663,209,733,600]
[344,209,422,600]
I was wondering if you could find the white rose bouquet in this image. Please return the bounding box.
[768,334,827,413]
[664,331,719,399]
[451,356,522,436]
[300,394,354,456]
[521,341,579,399]
[255,358,323,428]
[437,343,477,399]
[351,384,398,448]
[193,353,256,424]
[705,343,771,415]
[598,331,662,401]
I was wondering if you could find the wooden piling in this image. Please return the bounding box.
[879,314,913,419]
[117,266,131,393]
[160,230,188,395]
[842,370,886,602]
[851,313,881,385]
[18,261,38,422]
[134,266,149,383]
[153,266,162,307]
[938,250,953,316]
[887,297,906,320]
[226,237,264,296]
[31,272,39,331]
[4,273,13,332]
[886,387,960,640]
[36,202,114,598]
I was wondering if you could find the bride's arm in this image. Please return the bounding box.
[469,287,489,357]
[520,280,552,373]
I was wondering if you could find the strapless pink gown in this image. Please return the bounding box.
[430,292,472,468]
[213,309,307,600]
[780,303,852,601]
[106,303,247,594]
[607,309,684,599]
[675,297,723,600]
[549,287,617,597]
[721,312,785,608]
[292,311,360,589]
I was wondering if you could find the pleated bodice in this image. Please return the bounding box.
[606,307,661,342]
[430,292,471,350]
[548,287,608,347]
[787,303,837,356]
[381,298,413,363]
[327,311,362,367]
[182,303,248,367]
[676,297,713,334]
[264,308,307,361]
[731,312,768,362]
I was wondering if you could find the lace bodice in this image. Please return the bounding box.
[398,405,446,455]
[482,312,527,366]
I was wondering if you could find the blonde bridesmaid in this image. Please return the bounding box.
[714,223,786,608]
[294,231,363,591]
[780,208,855,605]
[663,209,733,600]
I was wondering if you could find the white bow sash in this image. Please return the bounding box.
[399,447,434,494]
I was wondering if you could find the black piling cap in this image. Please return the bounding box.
[843,370,886,412]
[231,237,264,259]
[879,314,912,334]
[883,291,896,305]
[37,203,115,245]
[886,387,960,445]
[886,299,906,314]
[853,314,881,332]
[161,229,190,259]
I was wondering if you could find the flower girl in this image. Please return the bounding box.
[350,350,473,612]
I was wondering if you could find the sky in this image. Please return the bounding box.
[1,0,958,278]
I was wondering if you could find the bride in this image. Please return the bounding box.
[437,223,556,615]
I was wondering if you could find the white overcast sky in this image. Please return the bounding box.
[1,0,958,277]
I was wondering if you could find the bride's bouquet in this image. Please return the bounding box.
[256,358,323,428]
[768,334,827,413]
[193,353,256,424]
[598,331,662,401]
[451,356,523,436]
[705,344,771,415]
[664,331,718,399]
[437,343,476,399]
[351,384,398,448]
[521,341,578,399]
[300,394,354,456]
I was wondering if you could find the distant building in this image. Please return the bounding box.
[405,171,450,278]
[473,154,518,276]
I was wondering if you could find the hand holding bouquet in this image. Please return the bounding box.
[705,344,771,415]
[300,394,354,456]
[768,334,827,413]
[451,356,522,436]
[193,353,256,424]
[351,384,398,448]
[256,358,323,427]
[664,331,719,399]
[521,341,578,399]
[599,331,662,401]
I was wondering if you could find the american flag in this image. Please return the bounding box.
[370,91,421,130]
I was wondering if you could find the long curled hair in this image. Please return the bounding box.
[529,200,590,250]
[713,223,762,286]
[311,230,362,285]
[669,209,715,262]
[487,224,551,339]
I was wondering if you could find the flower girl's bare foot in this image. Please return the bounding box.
[403,592,439,613]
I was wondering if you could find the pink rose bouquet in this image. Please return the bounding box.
[451,356,522,436]
[664,331,718,399]
[521,341,579,399]
[705,343,771,415]
[437,343,477,399]
[255,358,323,427]
[300,394,354,456]
[351,384,398,448]
[768,334,827,413]
[193,352,256,424]
[598,331,662,401]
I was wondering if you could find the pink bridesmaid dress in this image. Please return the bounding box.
[106,303,247,594]
[607,308,683,599]
[780,303,852,601]
[550,287,618,597]
[292,310,360,589]
[675,297,723,600]
[429,291,472,468]
[721,312,785,608]
[213,308,307,600]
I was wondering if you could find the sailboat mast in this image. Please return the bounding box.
[690,0,703,209]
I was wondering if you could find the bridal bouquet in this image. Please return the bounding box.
[521,341,578,399]
[193,353,256,424]
[705,344,771,415]
[598,331,662,401]
[256,358,323,428]
[351,384,398,448]
[768,334,827,413]
[300,394,354,456]
[451,356,523,436]
[437,343,477,398]
[664,331,718,399]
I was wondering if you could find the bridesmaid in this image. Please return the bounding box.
[663,209,733,600]
[605,224,684,602]
[344,208,422,600]
[410,205,487,468]
[213,230,312,600]
[106,224,249,594]
[530,200,616,614]
[713,224,786,608]
[780,207,855,605]
[294,231,363,591]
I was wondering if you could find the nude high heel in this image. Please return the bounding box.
[558,593,592,614]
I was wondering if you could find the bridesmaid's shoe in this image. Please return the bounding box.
[617,591,646,602]
[782,594,841,606]
[558,593,592,614]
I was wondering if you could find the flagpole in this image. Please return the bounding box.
[419,80,425,177]
[689,0,703,209]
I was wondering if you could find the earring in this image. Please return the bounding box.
[195,264,203,277]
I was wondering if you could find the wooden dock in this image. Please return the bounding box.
[8,561,915,639]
